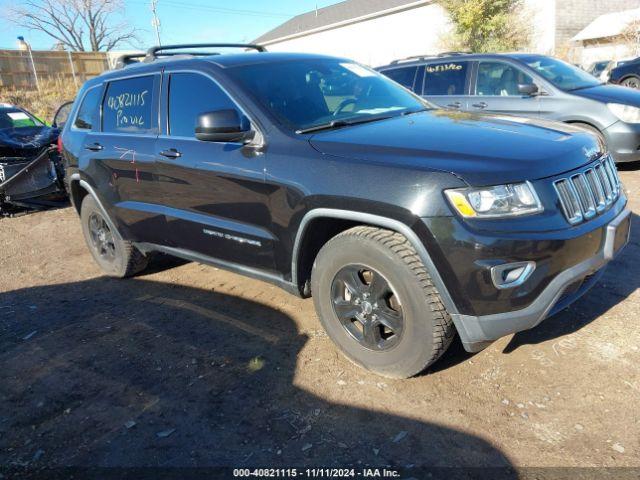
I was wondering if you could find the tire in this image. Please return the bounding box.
[311,226,455,378]
[621,75,640,89]
[80,194,148,278]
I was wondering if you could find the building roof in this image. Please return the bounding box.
[254,0,430,45]
[572,7,640,42]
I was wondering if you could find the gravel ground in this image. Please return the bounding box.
[0,165,638,472]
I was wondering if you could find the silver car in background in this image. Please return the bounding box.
[377,53,640,163]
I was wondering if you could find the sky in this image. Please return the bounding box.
[0,0,341,50]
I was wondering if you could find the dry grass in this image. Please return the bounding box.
[0,79,78,124]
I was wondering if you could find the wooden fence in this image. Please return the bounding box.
[0,50,113,89]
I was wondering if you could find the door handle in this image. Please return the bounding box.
[84,142,103,152]
[159,148,182,159]
[472,102,488,109]
[446,102,461,109]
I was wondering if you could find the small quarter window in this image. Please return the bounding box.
[423,61,469,96]
[382,66,418,92]
[168,73,240,138]
[103,75,157,134]
[74,87,102,130]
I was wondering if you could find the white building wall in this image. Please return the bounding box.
[264,3,450,67]
[579,41,637,66]
[523,0,556,54]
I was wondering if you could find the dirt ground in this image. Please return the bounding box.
[1,165,639,474]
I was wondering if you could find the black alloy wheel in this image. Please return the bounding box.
[331,264,403,351]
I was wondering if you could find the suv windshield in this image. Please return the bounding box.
[228,59,428,131]
[0,106,43,130]
[521,55,601,91]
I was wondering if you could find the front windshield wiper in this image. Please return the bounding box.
[296,114,396,134]
[401,106,433,116]
[568,82,604,91]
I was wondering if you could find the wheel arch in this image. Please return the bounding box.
[68,174,123,241]
[291,208,459,315]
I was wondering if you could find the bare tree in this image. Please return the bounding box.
[9,0,139,51]
[619,19,640,58]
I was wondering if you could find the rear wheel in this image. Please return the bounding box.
[621,75,640,89]
[80,195,148,278]
[311,226,455,378]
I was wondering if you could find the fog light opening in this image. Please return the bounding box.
[491,261,536,289]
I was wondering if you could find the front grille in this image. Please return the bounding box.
[0,165,4,183]
[553,155,621,224]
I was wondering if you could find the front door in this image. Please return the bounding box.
[469,61,540,118]
[155,70,275,271]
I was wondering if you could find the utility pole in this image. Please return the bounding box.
[151,0,161,46]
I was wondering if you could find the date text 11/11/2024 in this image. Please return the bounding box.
[232,468,401,478]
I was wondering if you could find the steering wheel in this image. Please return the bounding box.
[333,98,357,117]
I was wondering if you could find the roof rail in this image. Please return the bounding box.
[145,43,266,62]
[437,51,471,57]
[114,53,146,69]
[389,51,471,65]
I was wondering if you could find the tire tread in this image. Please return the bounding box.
[329,226,455,373]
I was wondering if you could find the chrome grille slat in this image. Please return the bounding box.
[571,173,596,219]
[554,155,621,224]
[585,168,606,212]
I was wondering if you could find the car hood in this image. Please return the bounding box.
[308,110,602,186]
[0,126,59,160]
[570,83,640,106]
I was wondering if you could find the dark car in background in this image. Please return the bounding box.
[377,53,640,163]
[0,103,69,214]
[608,56,640,89]
[59,44,629,378]
[587,60,611,78]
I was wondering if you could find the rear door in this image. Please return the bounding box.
[420,59,471,111]
[93,73,166,244]
[155,69,274,271]
[469,60,540,118]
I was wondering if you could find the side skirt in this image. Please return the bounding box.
[135,242,302,297]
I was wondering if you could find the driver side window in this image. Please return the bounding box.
[168,73,241,138]
[476,62,534,96]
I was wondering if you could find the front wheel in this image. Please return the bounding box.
[311,226,455,378]
[80,195,148,278]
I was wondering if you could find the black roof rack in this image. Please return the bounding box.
[114,53,146,69]
[145,43,266,62]
[389,51,471,65]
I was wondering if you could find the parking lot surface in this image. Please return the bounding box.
[1,167,639,470]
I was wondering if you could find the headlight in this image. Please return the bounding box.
[445,182,543,219]
[607,103,640,123]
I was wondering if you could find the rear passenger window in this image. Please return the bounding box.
[74,86,102,130]
[383,66,418,91]
[168,73,240,137]
[102,75,157,134]
[423,62,468,96]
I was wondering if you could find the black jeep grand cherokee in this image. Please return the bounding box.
[60,44,631,378]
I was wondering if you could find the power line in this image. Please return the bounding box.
[130,0,293,19]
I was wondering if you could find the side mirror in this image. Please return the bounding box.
[195,109,253,143]
[52,100,74,128]
[518,84,539,96]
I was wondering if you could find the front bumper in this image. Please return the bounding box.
[603,120,640,163]
[449,207,631,352]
